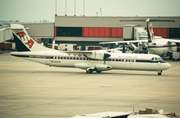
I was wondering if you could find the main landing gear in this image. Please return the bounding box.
[157,71,162,75]
[86,69,101,74]
[86,69,93,73]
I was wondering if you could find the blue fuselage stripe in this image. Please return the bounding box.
[11,54,166,63]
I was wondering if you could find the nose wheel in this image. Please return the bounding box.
[157,71,162,75]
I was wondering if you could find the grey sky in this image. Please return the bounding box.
[0,0,180,22]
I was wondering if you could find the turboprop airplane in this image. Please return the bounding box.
[10,24,171,75]
[100,19,180,58]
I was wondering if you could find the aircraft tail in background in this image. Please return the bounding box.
[146,19,154,43]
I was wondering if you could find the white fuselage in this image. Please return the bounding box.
[11,50,171,72]
[148,37,177,57]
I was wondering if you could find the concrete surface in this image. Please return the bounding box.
[0,52,180,118]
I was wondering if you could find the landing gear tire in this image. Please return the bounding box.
[157,71,162,76]
[86,69,93,74]
[96,71,101,73]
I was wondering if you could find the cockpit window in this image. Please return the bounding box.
[154,57,158,61]
[151,57,164,61]
[158,57,164,61]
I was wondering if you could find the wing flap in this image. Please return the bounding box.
[168,40,180,43]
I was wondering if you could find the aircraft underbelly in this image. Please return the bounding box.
[49,60,104,67]
[107,62,153,70]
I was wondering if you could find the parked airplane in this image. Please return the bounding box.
[99,19,180,58]
[10,24,171,75]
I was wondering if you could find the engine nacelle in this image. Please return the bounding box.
[85,50,111,60]
[74,63,112,71]
[128,44,138,52]
[142,44,148,50]
[95,64,112,71]
[129,46,135,51]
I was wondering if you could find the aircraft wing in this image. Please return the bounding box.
[65,50,92,57]
[168,39,180,44]
[65,50,111,60]
[66,51,92,54]
[99,40,148,45]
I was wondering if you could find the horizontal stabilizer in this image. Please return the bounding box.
[10,24,29,30]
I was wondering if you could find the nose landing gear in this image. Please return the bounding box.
[157,71,162,75]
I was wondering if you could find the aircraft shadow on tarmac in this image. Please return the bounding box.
[7,69,163,76]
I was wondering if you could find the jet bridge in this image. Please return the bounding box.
[123,24,148,41]
[134,27,148,40]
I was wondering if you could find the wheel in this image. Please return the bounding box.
[157,71,162,75]
[86,69,93,74]
[96,71,101,73]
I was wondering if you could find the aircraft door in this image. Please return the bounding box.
[130,58,134,65]
[46,56,50,66]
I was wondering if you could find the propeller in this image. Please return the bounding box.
[103,53,111,64]
[129,46,134,51]
[142,45,147,50]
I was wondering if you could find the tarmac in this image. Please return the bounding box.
[0,52,180,118]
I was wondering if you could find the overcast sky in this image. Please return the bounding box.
[1,0,180,22]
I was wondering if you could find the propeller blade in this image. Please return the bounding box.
[104,53,111,58]
[103,53,111,64]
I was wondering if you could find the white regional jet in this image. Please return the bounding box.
[10,24,171,75]
[100,19,180,58]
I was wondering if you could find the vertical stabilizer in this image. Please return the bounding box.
[10,24,53,51]
[146,19,154,43]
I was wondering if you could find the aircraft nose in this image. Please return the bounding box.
[166,63,171,69]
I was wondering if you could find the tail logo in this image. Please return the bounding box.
[149,26,154,40]
[16,32,34,49]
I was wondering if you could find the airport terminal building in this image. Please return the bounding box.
[1,16,180,50]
